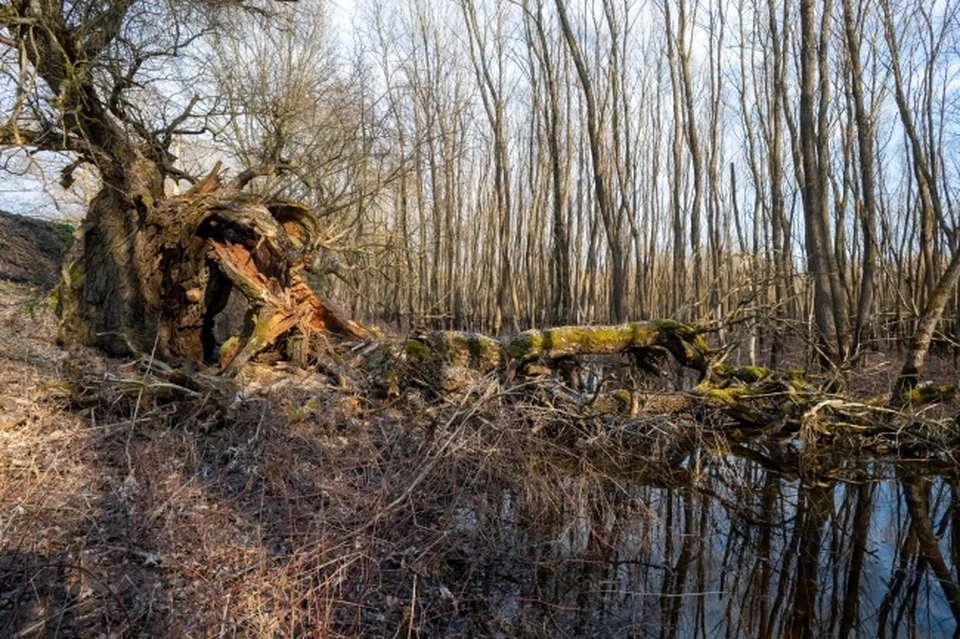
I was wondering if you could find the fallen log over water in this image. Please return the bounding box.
[63,301,960,454]
[389,323,959,448]
[399,320,713,391]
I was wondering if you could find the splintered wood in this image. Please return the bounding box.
[141,167,365,372]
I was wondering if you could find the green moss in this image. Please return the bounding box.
[289,397,323,422]
[364,351,387,370]
[249,314,272,346]
[702,386,752,404]
[402,339,431,361]
[504,331,544,360]
[506,324,655,360]
[904,383,956,405]
[67,262,81,285]
[220,335,240,361]
[772,369,807,391]
[444,332,503,368]
[569,325,628,349]
[624,322,653,341]
[732,365,769,383]
[612,389,632,407]
[19,297,42,314]
[652,318,695,337]
[712,363,734,376]
[56,222,75,245]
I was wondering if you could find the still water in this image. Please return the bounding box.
[451,444,960,638]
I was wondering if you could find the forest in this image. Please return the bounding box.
[189,0,957,380]
[1,0,958,380]
[2,0,960,636]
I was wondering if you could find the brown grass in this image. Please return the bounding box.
[0,276,700,637]
[3,265,960,636]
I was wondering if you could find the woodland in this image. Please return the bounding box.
[2,0,960,636]
[1,0,959,392]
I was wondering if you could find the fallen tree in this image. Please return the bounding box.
[386,323,958,449]
[66,315,960,459]
[401,320,712,379]
[1,0,369,369]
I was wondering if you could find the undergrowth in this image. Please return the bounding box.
[4,280,960,637]
[0,312,704,636]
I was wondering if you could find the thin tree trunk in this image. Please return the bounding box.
[554,0,626,323]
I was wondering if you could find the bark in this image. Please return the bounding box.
[57,156,167,356]
[553,0,626,323]
[525,0,571,324]
[882,0,958,402]
[841,0,879,353]
[3,0,364,370]
[893,246,960,401]
[765,0,790,367]
[60,165,366,370]
[405,320,713,376]
[797,0,849,367]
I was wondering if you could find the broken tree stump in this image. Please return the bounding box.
[73,164,367,372]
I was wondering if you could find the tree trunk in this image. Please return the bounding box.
[3,0,364,370]
[554,0,626,323]
[59,163,366,369]
[893,246,960,401]
[798,0,848,368]
[58,155,166,356]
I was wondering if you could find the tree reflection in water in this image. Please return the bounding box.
[462,445,960,638]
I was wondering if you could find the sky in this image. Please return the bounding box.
[0,149,88,221]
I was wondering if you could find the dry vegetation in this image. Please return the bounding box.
[0,251,692,637]
[0,281,698,636]
[3,213,960,638]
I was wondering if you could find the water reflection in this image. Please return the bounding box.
[462,446,960,638]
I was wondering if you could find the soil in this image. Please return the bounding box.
[0,210,71,288]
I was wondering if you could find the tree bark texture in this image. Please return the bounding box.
[59,167,366,370]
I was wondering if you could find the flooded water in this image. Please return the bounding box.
[453,444,960,638]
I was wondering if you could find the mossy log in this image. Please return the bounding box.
[399,320,714,393]
[395,325,956,447]
[503,320,712,375]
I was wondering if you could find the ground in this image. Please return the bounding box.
[2,210,960,637]
[0,212,546,637]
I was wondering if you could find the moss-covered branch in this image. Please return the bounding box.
[402,320,714,376]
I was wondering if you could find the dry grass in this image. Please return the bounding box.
[4,264,960,636]
[0,277,702,637]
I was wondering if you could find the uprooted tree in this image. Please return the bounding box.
[0,0,369,367]
[58,165,368,370]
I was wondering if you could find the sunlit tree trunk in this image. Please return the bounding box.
[554,0,626,323]
[796,0,849,368]
[841,0,880,355]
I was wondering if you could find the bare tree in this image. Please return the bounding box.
[553,0,627,323]
[0,0,365,363]
[881,0,960,397]
[796,0,851,367]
